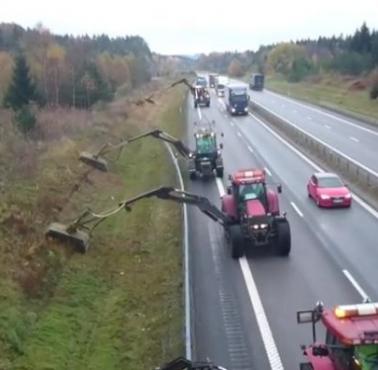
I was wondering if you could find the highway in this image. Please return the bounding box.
[227,78,378,176]
[184,84,378,369]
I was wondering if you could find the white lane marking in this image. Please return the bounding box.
[290,202,304,218]
[165,144,192,359]
[215,178,284,370]
[237,131,242,137]
[342,269,370,302]
[265,89,378,137]
[248,112,378,219]
[350,136,359,143]
[264,166,272,177]
[230,121,235,127]
[216,177,226,197]
[324,124,331,129]
[251,101,378,179]
[247,145,254,153]
[239,258,284,370]
[197,106,202,120]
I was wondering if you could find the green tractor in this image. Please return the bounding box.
[189,128,224,180]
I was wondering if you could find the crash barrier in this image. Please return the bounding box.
[249,100,378,200]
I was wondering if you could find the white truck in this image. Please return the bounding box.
[215,76,228,97]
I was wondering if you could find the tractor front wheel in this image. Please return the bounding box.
[275,220,291,256]
[229,225,244,259]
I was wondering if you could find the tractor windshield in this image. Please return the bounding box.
[355,344,378,370]
[196,136,216,154]
[239,183,265,202]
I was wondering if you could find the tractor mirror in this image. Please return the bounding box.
[297,310,314,324]
[220,143,224,149]
[277,184,282,193]
[312,345,329,357]
[227,186,232,195]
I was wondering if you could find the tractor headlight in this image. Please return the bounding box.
[252,224,259,230]
[231,108,236,112]
[260,224,268,229]
[244,107,248,112]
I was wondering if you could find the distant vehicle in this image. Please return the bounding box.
[194,86,210,108]
[297,301,378,370]
[208,73,219,88]
[195,76,207,88]
[307,172,352,208]
[216,76,228,97]
[226,85,250,115]
[249,73,265,91]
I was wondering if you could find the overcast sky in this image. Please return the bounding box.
[2,0,378,54]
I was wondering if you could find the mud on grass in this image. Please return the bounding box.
[0,86,185,369]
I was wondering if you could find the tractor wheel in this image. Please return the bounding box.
[275,220,291,256]
[229,225,244,259]
[216,167,224,178]
[189,171,197,180]
[300,363,314,370]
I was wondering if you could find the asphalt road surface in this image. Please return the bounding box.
[227,78,378,176]
[184,84,378,370]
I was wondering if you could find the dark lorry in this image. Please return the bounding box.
[249,73,264,91]
[227,85,250,115]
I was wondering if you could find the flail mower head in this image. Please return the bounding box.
[79,151,109,172]
[45,222,90,253]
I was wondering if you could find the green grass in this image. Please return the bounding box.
[0,90,185,369]
[266,75,378,123]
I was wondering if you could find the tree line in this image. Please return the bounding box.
[197,23,378,97]
[0,23,154,110]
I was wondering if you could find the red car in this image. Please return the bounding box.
[307,172,352,208]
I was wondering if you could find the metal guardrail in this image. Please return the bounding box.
[249,100,378,198]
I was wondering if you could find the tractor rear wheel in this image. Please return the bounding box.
[229,225,244,259]
[216,167,224,178]
[275,220,291,256]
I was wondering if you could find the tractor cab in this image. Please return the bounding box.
[297,301,378,370]
[195,129,218,158]
[228,169,269,217]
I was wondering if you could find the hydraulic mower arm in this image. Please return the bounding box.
[123,186,229,226]
[157,357,226,370]
[79,129,193,171]
[126,129,193,158]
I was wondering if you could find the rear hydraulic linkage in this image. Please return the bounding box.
[156,356,227,370]
[46,186,230,252]
[79,129,194,172]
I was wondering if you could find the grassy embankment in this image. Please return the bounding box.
[266,75,378,123]
[0,84,185,369]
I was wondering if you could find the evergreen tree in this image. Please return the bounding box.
[3,53,36,110]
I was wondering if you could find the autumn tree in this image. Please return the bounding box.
[0,51,13,100]
[227,58,245,77]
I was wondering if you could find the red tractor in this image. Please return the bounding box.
[297,301,378,370]
[221,169,290,258]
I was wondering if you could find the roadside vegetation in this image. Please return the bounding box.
[0,83,185,369]
[0,22,187,369]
